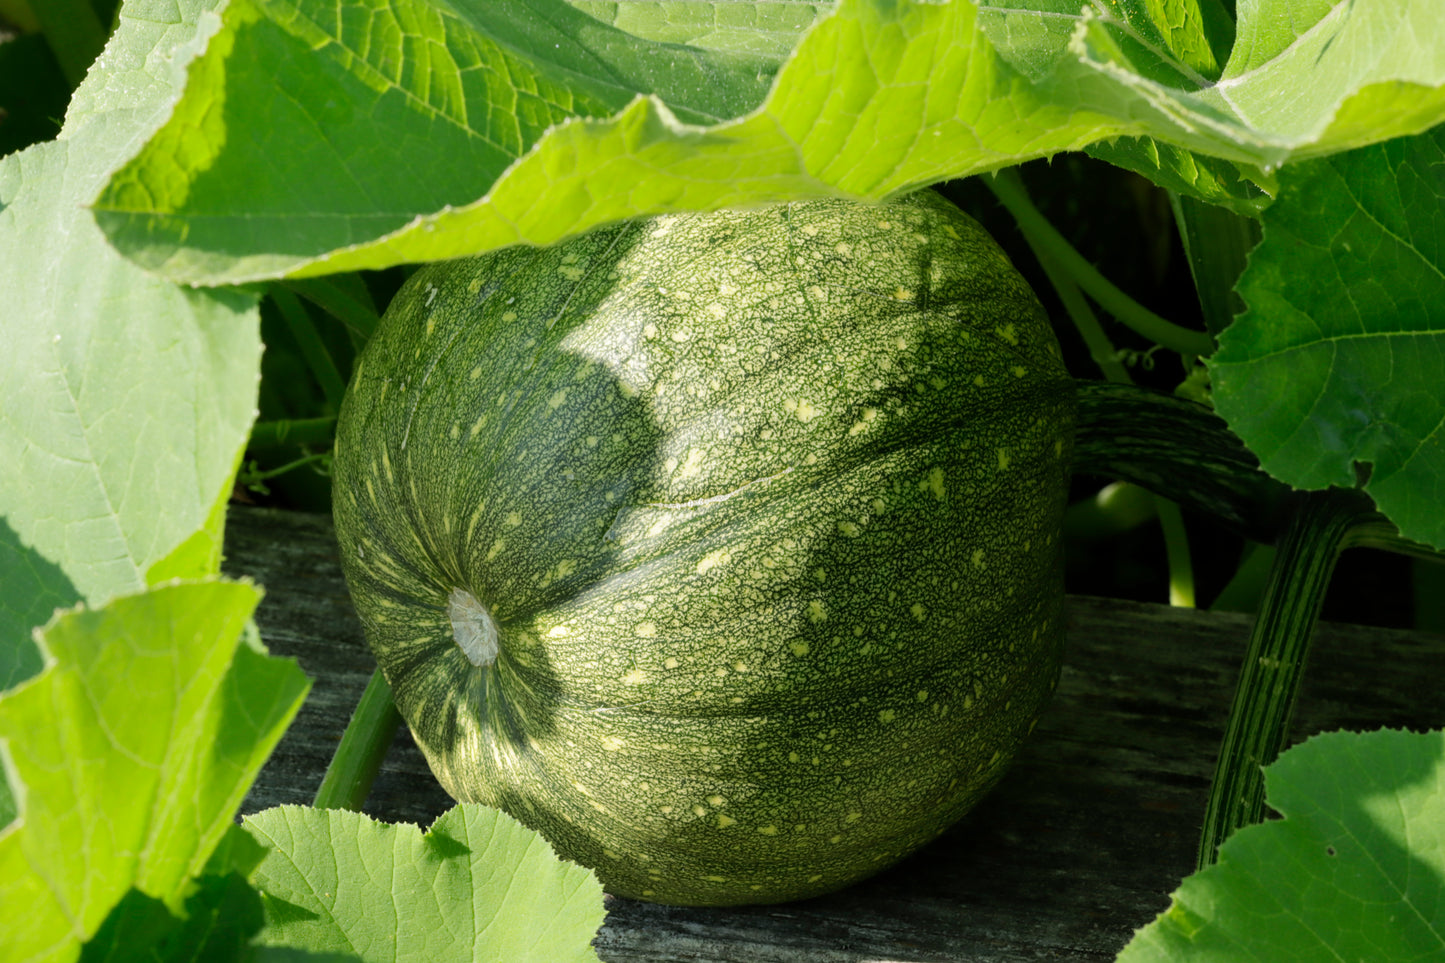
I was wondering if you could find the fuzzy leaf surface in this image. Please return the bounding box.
[93,0,1445,282]
[245,804,606,962]
[0,0,261,626]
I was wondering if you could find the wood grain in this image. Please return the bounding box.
[227,505,1445,963]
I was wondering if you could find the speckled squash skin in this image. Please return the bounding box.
[332,192,1074,906]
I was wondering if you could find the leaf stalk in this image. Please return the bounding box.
[314,668,404,812]
[986,168,1216,359]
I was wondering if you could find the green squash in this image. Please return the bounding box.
[332,191,1074,906]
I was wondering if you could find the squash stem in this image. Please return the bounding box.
[1196,489,1369,867]
[314,668,403,811]
[992,173,1197,607]
[985,169,1216,359]
[1073,383,1286,543]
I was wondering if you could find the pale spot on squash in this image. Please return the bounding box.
[806,600,827,623]
[634,622,658,638]
[783,398,820,422]
[505,511,523,528]
[695,549,731,575]
[997,448,1011,471]
[448,588,499,667]
[927,467,946,500]
[717,814,736,828]
[678,448,707,478]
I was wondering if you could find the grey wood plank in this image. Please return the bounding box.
[226,505,1445,963]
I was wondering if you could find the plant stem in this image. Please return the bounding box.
[1034,240,1131,383]
[249,416,337,452]
[1155,496,1195,607]
[282,275,380,346]
[243,451,330,485]
[314,668,404,811]
[1073,382,1287,544]
[270,285,349,412]
[1196,489,1369,867]
[986,169,1216,359]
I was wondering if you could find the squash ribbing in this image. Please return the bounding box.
[332,192,1074,906]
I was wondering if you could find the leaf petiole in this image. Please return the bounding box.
[313,668,404,812]
[985,168,1216,359]
[1197,488,1372,866]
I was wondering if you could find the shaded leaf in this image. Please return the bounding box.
[567,0,830,56]
[1211,128,1445,551]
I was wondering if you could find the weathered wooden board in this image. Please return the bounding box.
[227,505,1445,963]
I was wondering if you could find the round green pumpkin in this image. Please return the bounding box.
[332,192,1074,906]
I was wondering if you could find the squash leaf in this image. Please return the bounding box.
[566,0,831,56]
[91,0,1445,284]
[0,0,262,839]
[1117,728,1445,961]
[0,0,261,632]
[244,804,606,963]
[1211,127,1445,552]
[0,580,310,963]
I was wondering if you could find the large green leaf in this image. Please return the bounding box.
[567,0,831,55]
[1117,728,1445,961]
[245,804,606,962]
[0,0,261,629]
[983,0,1445,211]
[91,0,1128,283]
[1211,128,1445,551]
[0,580,310,963]
[92,0,1445,283]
